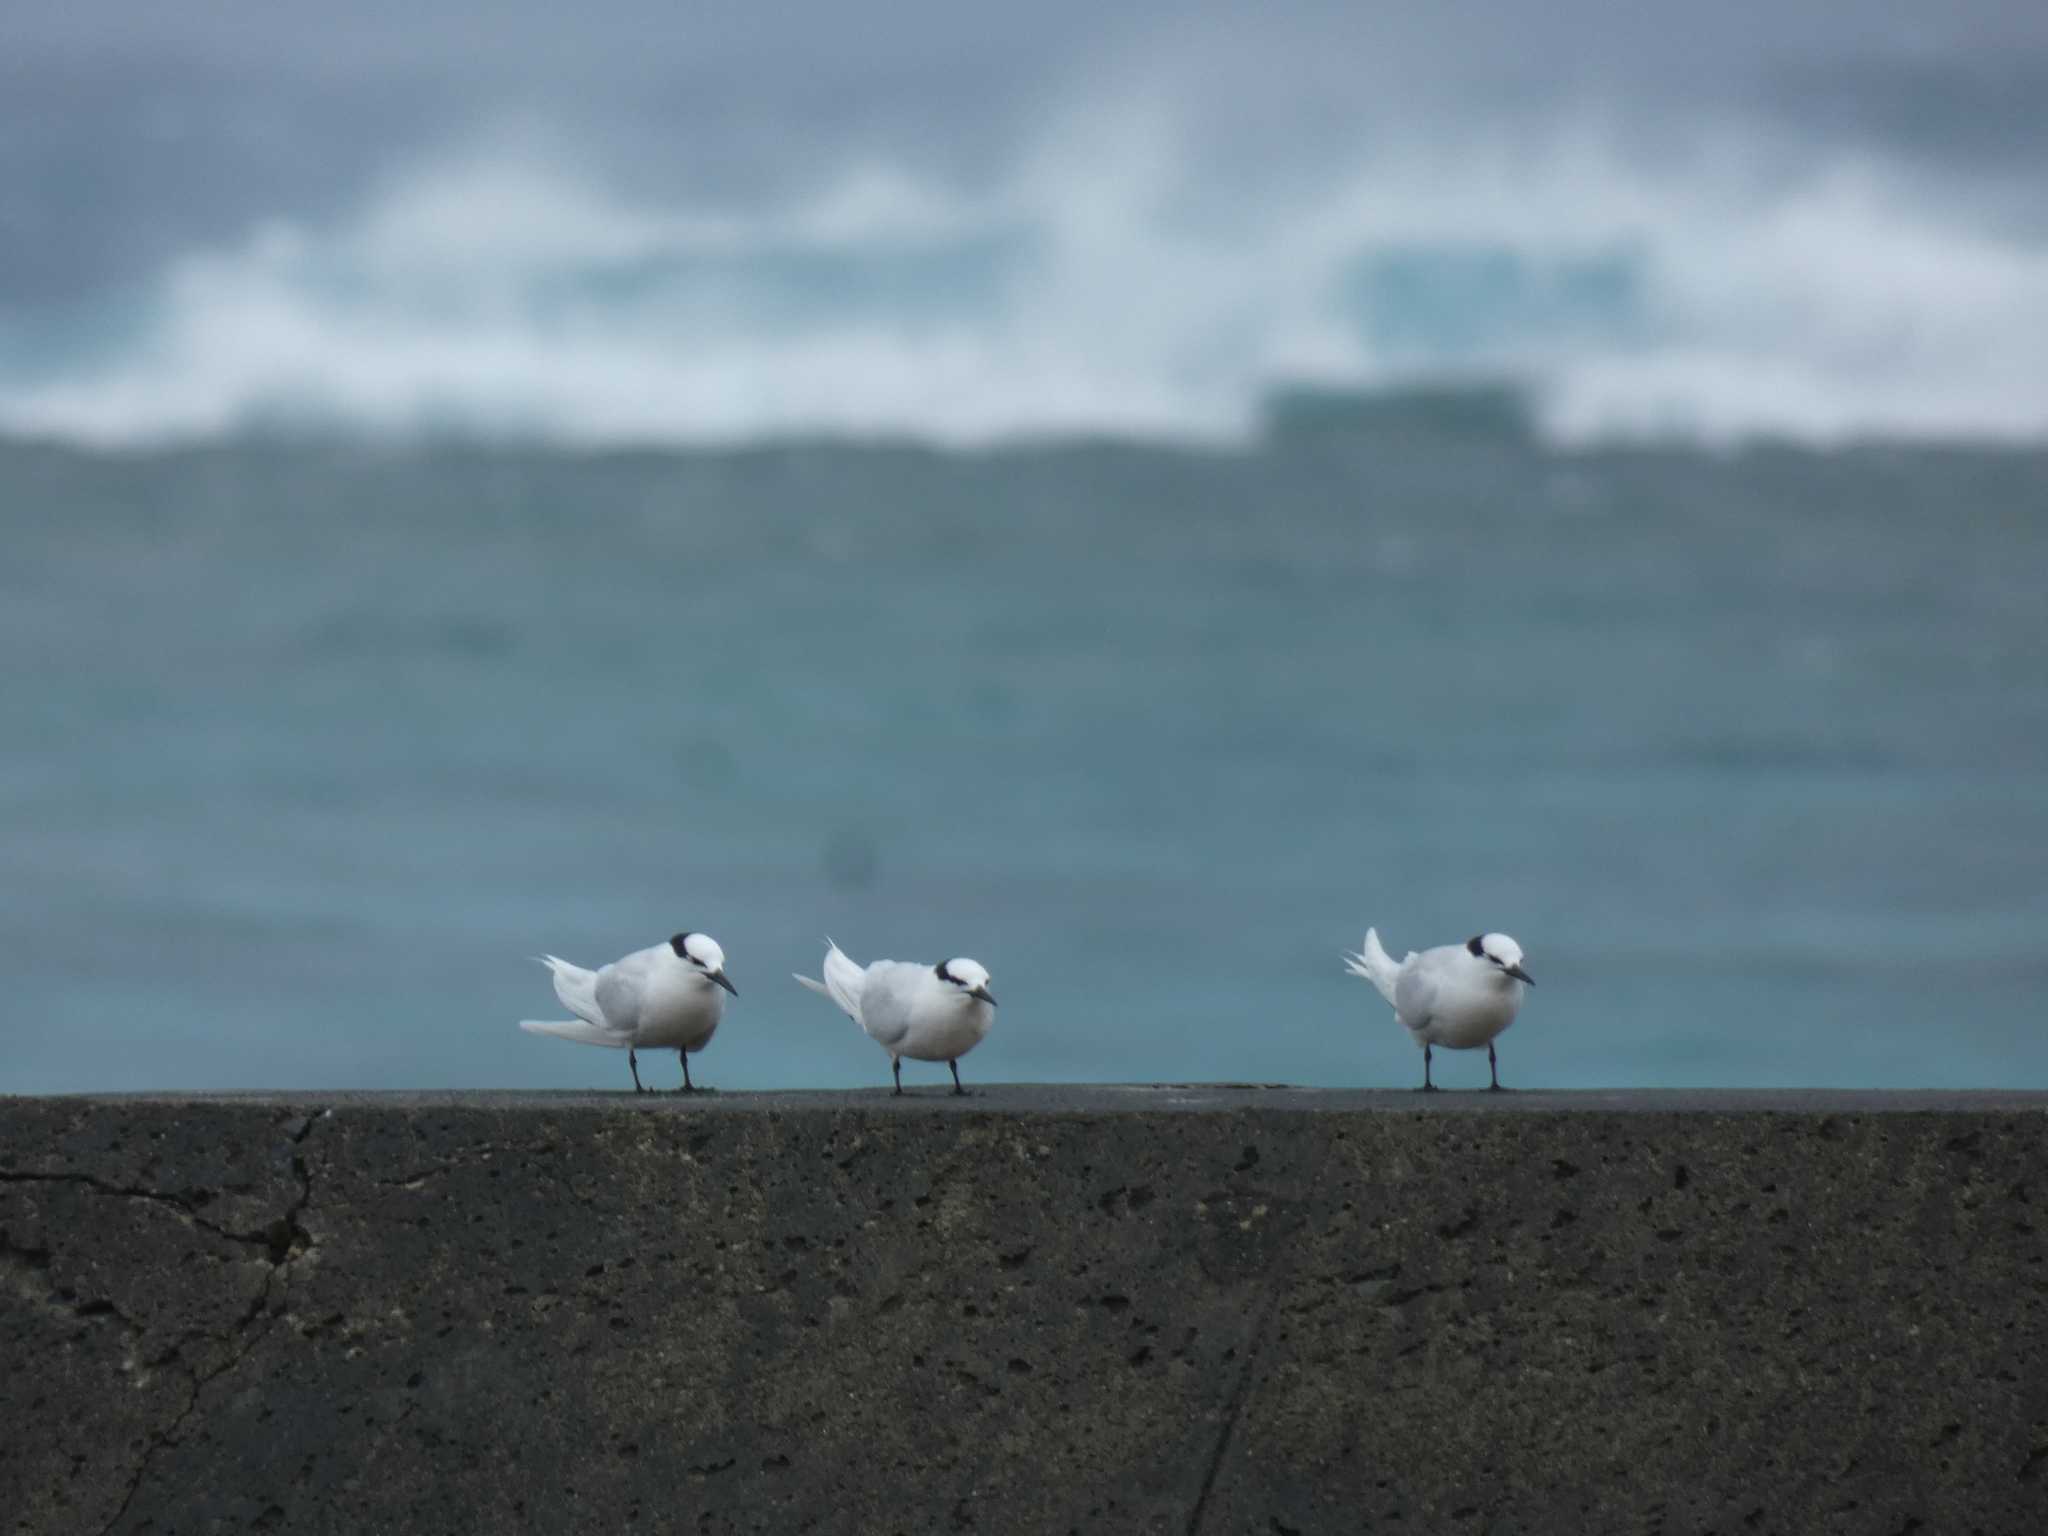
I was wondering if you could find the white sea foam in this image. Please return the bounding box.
[5,113,2046,450]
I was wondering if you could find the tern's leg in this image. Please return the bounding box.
[1488,1043,1504,1092]
[629,1049,644,1094]
[1419,1043,1439,1093]
[892,1058,903,1097]
[678,1050,695,1093]
[949,1060,966,1097]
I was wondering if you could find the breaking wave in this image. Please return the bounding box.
[6,116,2047,449]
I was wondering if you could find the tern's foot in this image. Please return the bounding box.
[1488,1083,1510,1093]
[1418,1083,1441,1094]
[951,1087,972,1097]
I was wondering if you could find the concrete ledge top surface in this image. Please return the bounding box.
[7,1085,2047,1113]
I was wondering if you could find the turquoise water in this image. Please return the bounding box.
[3,414,2044,1092]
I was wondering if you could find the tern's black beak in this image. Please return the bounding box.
[711,970,738,997]
[1506,964,1534,987]
[969,985,997,1007]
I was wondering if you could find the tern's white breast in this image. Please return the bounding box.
[1412,975,1523,1050]
[634,964,723,1051]
[895,1000,994,1062]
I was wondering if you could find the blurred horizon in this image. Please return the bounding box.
[6,1,2048,450]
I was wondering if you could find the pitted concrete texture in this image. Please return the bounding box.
[2,1090,2044,1534]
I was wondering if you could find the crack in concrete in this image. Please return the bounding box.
[1183,1204,1313,1536]
[1183,1284,1285,1536]
[0,1167,304,1263]
[89,1109,326,1536]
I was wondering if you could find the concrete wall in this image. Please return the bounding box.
[3,1089,2044,1534]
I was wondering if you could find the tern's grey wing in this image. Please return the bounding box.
[593,952,653,1032]
[854,962,920,1049]
[1392,962,1438,1033]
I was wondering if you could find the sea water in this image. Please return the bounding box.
[2,408,2044,1092]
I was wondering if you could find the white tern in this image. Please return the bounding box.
[520,931,736,1092]
[794,940,995,1095]
[1344,928,1533,1091]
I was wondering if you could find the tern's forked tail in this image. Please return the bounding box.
[518,1018,627,1048]
[793,938,867,1027]
[1342,926,1404,1006]
[535,953,603,1028]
